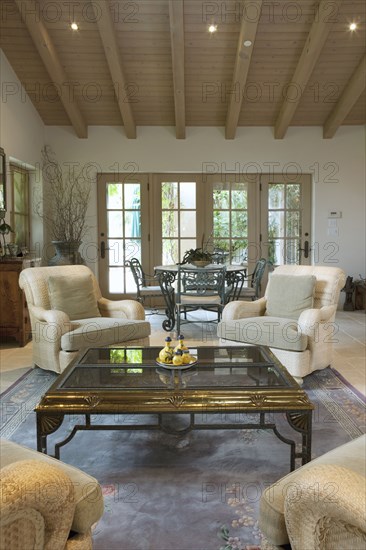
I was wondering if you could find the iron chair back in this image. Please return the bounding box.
[176,265,227,333]
[241,258,267,300]
[127,258,162,304]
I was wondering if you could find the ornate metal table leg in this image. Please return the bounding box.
[157,271,176,331]
[287,410,312,466]
[36,412,64,456]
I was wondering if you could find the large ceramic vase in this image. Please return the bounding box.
[48,240,84,266]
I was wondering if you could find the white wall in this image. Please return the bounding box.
[46,125,366,279]
[0,50,45,252]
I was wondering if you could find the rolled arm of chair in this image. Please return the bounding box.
[298,305,336,337]
[98,298,145,320]
[29,305,76,336]
[222,297,267,321]
[1,460,75,550]
[284,465,366,550]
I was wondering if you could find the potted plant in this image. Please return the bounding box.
[181,247,212,267]
[39,146,91,265]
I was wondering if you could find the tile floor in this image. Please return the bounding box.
[1,310,365,396]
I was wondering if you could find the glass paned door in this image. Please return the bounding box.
[261,175,311,265]
[160,179,197,264]
[98,174,149,299]
[212,181,249,265]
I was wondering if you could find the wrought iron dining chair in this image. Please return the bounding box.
[176,265,228,334]
[127,258,162,308]
[241,258,268,300]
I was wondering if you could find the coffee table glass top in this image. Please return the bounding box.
[57,346,295,391]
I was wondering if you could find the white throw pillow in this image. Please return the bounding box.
[266,274,316,319]
[48,273,101,320]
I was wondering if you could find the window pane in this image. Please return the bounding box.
[125,211,141,238]
[163,239,178,264]
[109,267,124,293]
[13,172,26,213]
[231,239,248,264]
[232,211,248,236]
[125,269,136,293]
[13,214,26,246]
[108,212,123,237]
[179,182,196,209]
[162,182,178,209]
[269,211,285,238]
[108,240,124,266]
[286,211,300,238]
[125,239,141,263]
[107,183,123,209]
[213,188,229,209]
[162,211,178,238]
[231,183,248,209]
[180,239,197,260]
[269,239,284,265]
[286,184,300,209]
[268,184,284,209]
[284,239,300,264]
[124,184,140,209]
[180,211,196,238]
[214,211,230,237]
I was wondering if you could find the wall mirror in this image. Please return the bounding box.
[0,148,6,218]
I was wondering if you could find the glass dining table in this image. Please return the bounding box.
[154,263,247,331]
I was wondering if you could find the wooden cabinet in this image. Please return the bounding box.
[0,259,31,346]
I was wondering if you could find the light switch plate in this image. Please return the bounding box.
[328,210,342,218]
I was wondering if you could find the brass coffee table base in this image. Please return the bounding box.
[36,345,313,472]
[37,408,312,472]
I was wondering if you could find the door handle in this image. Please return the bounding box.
[100,241,110,259]
[299,240,309,258]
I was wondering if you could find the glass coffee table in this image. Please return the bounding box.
[36,345,314,471]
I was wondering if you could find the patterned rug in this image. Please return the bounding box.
[1,366,365,550]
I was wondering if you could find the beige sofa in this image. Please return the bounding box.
[19,265,151,373]
[0,439,104,549]
[218,265,346,381]
[260,435,366,549]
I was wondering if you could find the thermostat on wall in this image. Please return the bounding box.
[328,210,342,218]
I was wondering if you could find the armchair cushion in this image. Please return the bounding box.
[61,318,151,351]
[218,317,308,352]
[266,274,316,320]
[48,274,101,320]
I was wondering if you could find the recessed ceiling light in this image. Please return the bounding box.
[243,40,252,47]
[70,22,78,31]
[349,22,357,31]
[208,24,217,33]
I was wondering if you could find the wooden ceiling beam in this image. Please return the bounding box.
[274,0,343,139]
[226,0,263,140]
[323,55,366,139]
[14,0,87,138]
[92,0,136,139]
[169,0,186,139]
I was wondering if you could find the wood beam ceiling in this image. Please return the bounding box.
[169,0,186,139]
[92,0,136,139]
[14,0,87,138]
[274,0,343,139]
[323,55,366,139]
[225,0,263,140]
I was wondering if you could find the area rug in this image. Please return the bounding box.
[1,367,365,550]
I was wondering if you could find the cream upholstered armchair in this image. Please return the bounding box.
[19,265,151,373]
[217,265,346,381]
[1,439,104,550]
[259,435,366,550]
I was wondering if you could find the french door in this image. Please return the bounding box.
[97,172,311,297]
[97,173,149,300]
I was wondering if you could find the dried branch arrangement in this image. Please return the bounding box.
[39,146,90,242]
